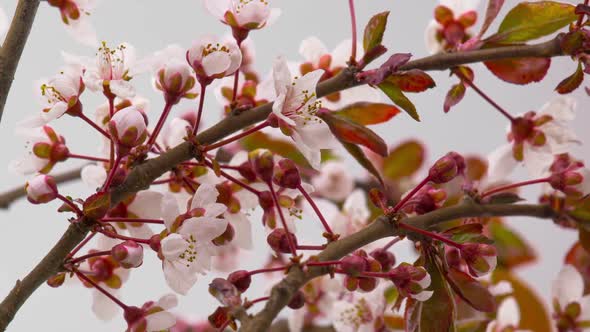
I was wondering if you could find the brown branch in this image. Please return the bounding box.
[0,0,41,123]
[0,166,85,209]
[0,37,566,331]
[237,203,555,332]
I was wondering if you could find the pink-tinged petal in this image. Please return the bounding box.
[487,144,518,182]
[202,52,231,77]
[181,217,228,242]
[8,154,45,175]
[234,1,270,27]
[552,265,584,309]
[109,80,136,98]
[161,234,188,259]
[496,297,520,329]
[295,121,338,150]
[411,290,433,302]
[81,164,107,189]
[578,294,590,319]
[146,311,176,331]
[292,130,322,170]
[523,145,553,178]
[161,193,180,231]
[226,212,252,249]
[266,8,281,27]
[204,203,227,218]
[128,191,164,219]
[16,115,47,128]
[538,96,576,122]
[203,0,231,19]
[126,223,153,240]
[92,289,120,321]
[65,16,99,47]
[273,56,292,97]
[191,183,219,209]
[272,93,296,126]
[163,260,197,295]
[299,37,328,64]
[424,20,442,55]
[156,294,178,310]
[293,69,323,98]
[82,70,103,92]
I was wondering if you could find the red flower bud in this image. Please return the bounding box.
[228,270,252,293]
[248,149,274,183]
[267,229,297,253]
[370,248,396,271]
[287,291,306,309]
[111,240,144,269]
[238,161,257,182]
[47,273,66,288]
[429,152,465,184]
[340,255,368,276]
[273,159,301,189]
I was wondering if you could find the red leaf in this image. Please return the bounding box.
[555,62,584,94]
[443,83,466,113]
[388,70,436,93]
[319,111,388,156]
[479,0,506,36]
[358,53,412,86]
[484,57,551,85]
[445,268,496,312]
[341,141,384,185]
[333,102,400,125]
[382,140,425,180]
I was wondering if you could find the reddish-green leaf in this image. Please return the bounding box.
[363,11,390,53]
[493,1,577,43]
[492,269,552,332]
[444,83,466,113]
[445,224,494,245]
[487,192,524,205]
[333,102,401,126]
[320,111,388,156]
[484,57,551,85]
[83,192,111,219]
[479,0,506,36]
[488,219,536,269]
[465,156,488,181]
[387,70,436,93]
[565,242,590,292]
[241,131,310,168]
[445,268,496,312]
[378,81,420,121]
[341,141,384,185]
[382,140,425,180]
[556,62,584,94]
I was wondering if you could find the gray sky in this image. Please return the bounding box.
[0,0,587,331]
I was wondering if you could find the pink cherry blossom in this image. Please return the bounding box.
[47,0,99,46]
[311,161,355,202]
[203,0,280,32]
[187,36,242,84]
[25,174,58,204]
[9,126,69,175]
[486,297,529,332]
[125,294,178,332]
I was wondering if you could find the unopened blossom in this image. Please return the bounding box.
[150,45,199,104]
[47,0,99,46]
[124,294,177,332]
[112,240,144,269]
[389,263,433,301]
[552,265,590,330]
[486,297,529,332]
[270,56,337,170]
[160,184,228,295]
[547,154,590,197]
[401,184,447,215]
[9,126,69,175]
[187,36,242,84]
[488,97,579,181]
[461,243,497,277]
[203,0,280,35]
[84,42,141,98]
[25,174,58,204]
[298,37,381,108]
[425,0,481,54]
[108,105,148,154]
[330,284,388,332]
[312,161,355,202]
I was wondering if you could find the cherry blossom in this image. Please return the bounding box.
[150,45,199,104]
[552,265,590,330]
[203,0,280,34]
[9,126,69,175]
[25,174,58,204]
[124,294,178,332]
[160,184,228,295]
[486,297,528,332]
[108,105,148,154]
[311,161,355,202]
[187,36,242,84]
[47,0,99,47]
[425,0,481,54]
[330,285,387,332]
[270,56,337,170]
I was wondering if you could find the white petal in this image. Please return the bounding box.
[202,52,231,77]
[128,191,164,219]
[109,80,136,98]
[523,145,553,178]
[181,217,228,242]
[92,289,119,321]
[191,183,219,209]
[538,96,576,121]
[298,37,328,64]
[203,0,230,19]
[65,16,99,47]
[487,144,518,182]
[161,193,181,231]
[226,212,252,249]
[424,20,443,55]
[163,260,197,295]
[411,290,434,302]
[146,311,176,331]
[204,202,227,218]
[156,294,178,310]
[161,234,189,259]
[552,265,584,309]
[496,297,520,329]
[273,56,292,97]
[292,130,321,170]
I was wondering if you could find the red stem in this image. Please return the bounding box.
[247,296,270,306]
[151,178,174,185]
[67,232,96,258]
[348,0,358,63]
[231,70,240,103]
[481,178,550,198]
[204,159,261,196]
[100,217,164,225]
[78,113,111,139]
[298,184,333,234]
[69,250,111,264]
[98,230,150,245]
[399,222,463,249]
[268,183,298,256]
[204,121,270,152]
[248,266,288,276]
[382,237,401,251]
[192,84,207,135]
[147,101,174,147]
[101,155,122,192]
[68,153,109,163]
[107,96,116,169]
[56,194,83,216]
[392,176,431,212]
[182,177,197,194]
[73,269,128,310]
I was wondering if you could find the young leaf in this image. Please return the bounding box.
[445,267,496,312]
[486,192,524,204]
[387,70,436,93]
[492,1,577,43]
[479,0,506,36]
[484,57,551,85]
[443,83,466,113]
[364,11,390,53]
[378,81,420,121]
[333,102,401,125]
[445,224,494,245]
[488,219,536,269]
[382,140,425,180]
[83,192,111,219]
[240,131,311,168]
[319,111,388,156]
[358,53,413,85]
[341,141,384,185]
[555,62,584,94]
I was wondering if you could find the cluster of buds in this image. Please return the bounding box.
[111,240,144,269]
[459,243,498,277]
[548,154,588,197]
[124,294,178,332]
[388,263,433,301]
[401,184,447,215]
[431,4,477,51]
[155,61,199,104]
[341,250,383,293]
[25,175,58,204]
[108,105,148,156]
[187,36,242,85]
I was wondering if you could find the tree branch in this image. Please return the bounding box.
[0,36,566,331]
[236,203,555,332]
[0,166,85,209]
[0,0,41,123]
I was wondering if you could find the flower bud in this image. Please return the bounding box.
[273,159,301,189]
[238,161,257,182]
[370,248,396,271]
[228,270,252,293]
[460,243,497,277]
[248,149,274,183]
[428,152,465,184]
[389,263,433,301]
[267,228,297,253]
[149,234,162,252]
[287,291,306,309]
[108,106,148,154]
[212,223,235,246]
[47,273,66,288]
[548,154,587,196]
[402,185,446,215]
[111,240,144,269]
[209,278,241,307]
[358,277,378,292]
[25,174,58,204]
[340,255,368,276]
[156,61,198,103]
[258,191,274,210]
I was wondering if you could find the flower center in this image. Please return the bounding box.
[338,298,373,328]
[97,42,128,80]
[178,234,198,268]
[203,43,230,57]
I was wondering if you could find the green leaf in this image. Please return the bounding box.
[341,141,384,185]
[443,83,466,113]
[240,131,310,168]
[445,268,496,312]
[487,192,524,204]
[494,1,577,43]
[382,140,425,180]
[378,81,420,121]
[319,111,388,156]
[488,219,536,269]
[363,11,390,53]
[333,102,400,126]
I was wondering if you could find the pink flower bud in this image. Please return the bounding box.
[209,278,241,307]
[287,291,305,309]
[111,240,144,269]
[428,151,465,184]
[108,106,148,154]
[370,248,396,271]
[156,61,198,103]
[187,36,242,84]
[389,263,433,301]
[267,228,297,253]
[248,149,274,183]
[149,234,162,253]
[340,255,368,276]
[461,243,497,277]
[273,159,301,189]
[25,174,58,204]
[227,270,252,293]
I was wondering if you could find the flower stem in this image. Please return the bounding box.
[73,269,128,310]
[101,155,123,192]
[481,177,550,198]
[69,250,111,265]
[348,0,358,63]
[268,183,298,256]
[56,194,83,216]
[67,232,97,258]
[298,184,333,234]
[232,70,240,103]
[247,296,270,307]
[68,153,109,163]
[398,222,463,249]
[392,176,431,212]
[182,177,197,194]
[382,236,402,251]
[100,217,164,225]
[192,84,207,135]
[204,121,270,152]
[78,113,111,139]
[453,69,515,122]
[147,101,174,147]
[98,230,150,245]
[151,178,174,185]
[248,266,288,276]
